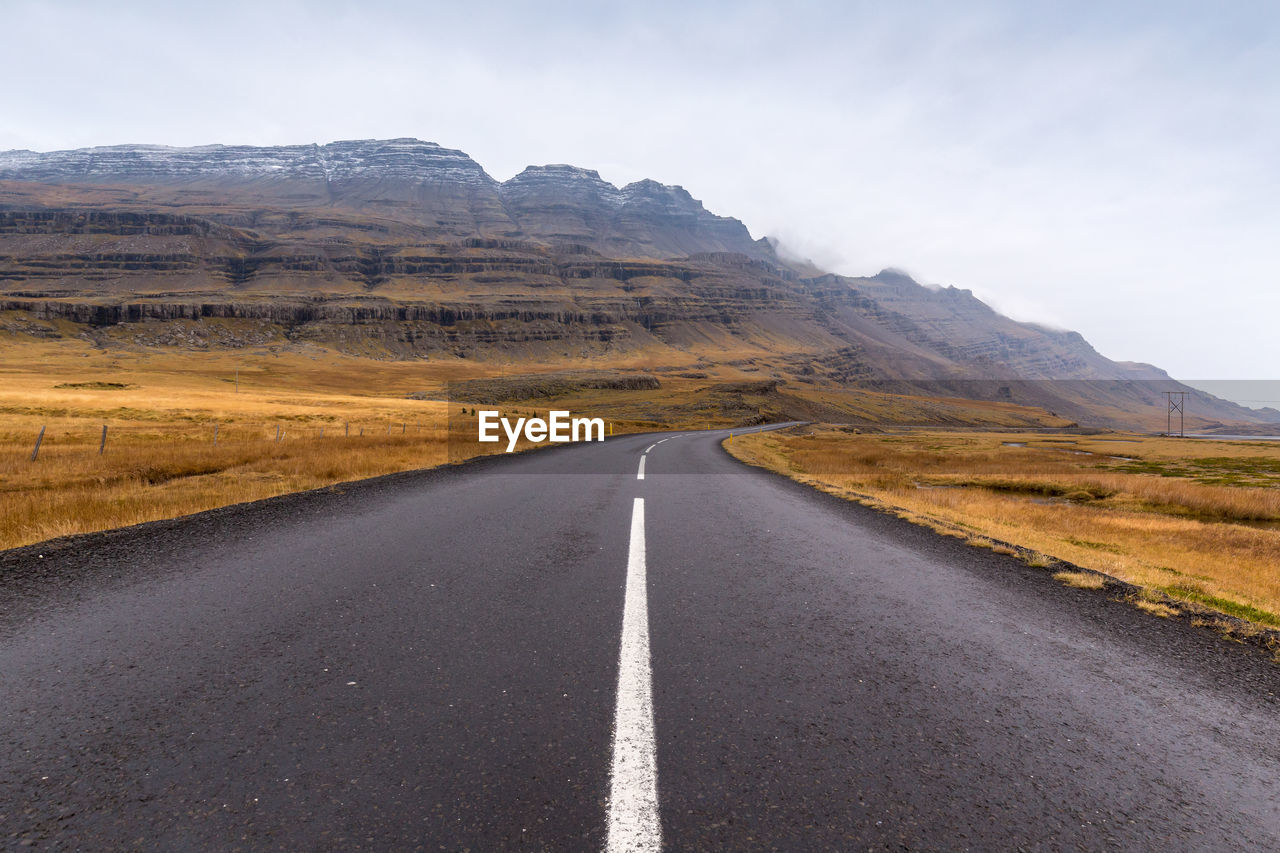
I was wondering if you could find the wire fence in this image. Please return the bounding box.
[7,419,439,464]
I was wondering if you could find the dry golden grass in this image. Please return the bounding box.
[728,427,1280,628]
[9,316,857,549]
[1134,599,1179,619]
[0,325,842,549]
[1054,571,1106,590]
[0,346,453,549]
[0,336,675,550]
[3,430,451,547]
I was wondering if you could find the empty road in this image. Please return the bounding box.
[2,428,1278,850]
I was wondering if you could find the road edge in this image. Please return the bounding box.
[717,432,1280,662]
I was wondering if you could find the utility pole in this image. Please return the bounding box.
[1165,391,1187,437]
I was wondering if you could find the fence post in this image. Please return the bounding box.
[99,424,108,455]
[401,422,406,434]
[214,424,219,446]
[30,426,45,462]
[345,421,349,437]
[319,427,324,439]
[275,425,281,442]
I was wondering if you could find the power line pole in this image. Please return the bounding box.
[1165,391,1187,437]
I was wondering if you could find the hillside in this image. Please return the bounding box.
[0,138,1269,431]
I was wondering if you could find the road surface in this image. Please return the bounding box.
[2,427,1278,850]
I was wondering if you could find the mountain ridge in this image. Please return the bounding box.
[0,138,766,260]
[0,138,1269,430]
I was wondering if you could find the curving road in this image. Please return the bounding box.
[2,428,1278,849]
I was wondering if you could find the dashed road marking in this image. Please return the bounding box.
[636,455,646,480]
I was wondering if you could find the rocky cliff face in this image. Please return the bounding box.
[0,140,769,259]
[0,138,495,186]
[498,165,766,259]
[0,138,1267,428]
[0,139,516,239]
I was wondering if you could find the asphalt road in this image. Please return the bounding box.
[2,427,1278,850]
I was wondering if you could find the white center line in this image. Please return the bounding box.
[606,498,661,853]
[636,455,646,480]
[644,443,656,453]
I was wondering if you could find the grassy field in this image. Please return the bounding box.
[2,313,1086,552]
[0,335,672,550]
[0,345,458,549]
[727,427,1280,630]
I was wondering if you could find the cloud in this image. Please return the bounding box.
[3,0,1278,377]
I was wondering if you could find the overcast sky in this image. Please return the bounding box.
[4,0,1278,382]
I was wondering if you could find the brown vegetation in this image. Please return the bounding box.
[0,335,680,550]
[0,317,1085,553]
[0,345,453,549]
[1054,571,1106,590]
[727,427,1280,628]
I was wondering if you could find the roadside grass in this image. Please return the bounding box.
[726,427,1280,629]
[0,343,671,551]
[0,359,457,549]
[1054,571,1106,590]
[0,307,1103,555]
[2,431,452,547]
[1134,599,1180,619]
[11,330,917,550]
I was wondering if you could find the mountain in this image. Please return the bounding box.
[0,138,1270,430]
[502,165,768,259]
[0,139,767,259]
